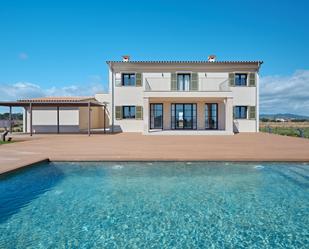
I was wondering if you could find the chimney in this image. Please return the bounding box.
[122,55,130,62]
[208,55,216,62]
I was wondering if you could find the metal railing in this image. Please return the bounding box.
[144,78,231,92]
[219,79,230,91]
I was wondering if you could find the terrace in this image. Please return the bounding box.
[0,132,309,174]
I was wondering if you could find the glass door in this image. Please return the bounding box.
[150,104,163,129]
[205,103,218,129]
[177,74,190,91]
[171,104,197,129]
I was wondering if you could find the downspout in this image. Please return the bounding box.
[256,62,260,132]
[108,62,115,133]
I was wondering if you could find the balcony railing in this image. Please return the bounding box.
[145,77,230,92]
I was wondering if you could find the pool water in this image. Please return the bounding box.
[0,162,308,248]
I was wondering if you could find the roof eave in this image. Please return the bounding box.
[106,60,263,64]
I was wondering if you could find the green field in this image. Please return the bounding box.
[260,126,309,138]
[0,141,13,145]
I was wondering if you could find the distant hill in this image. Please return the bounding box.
[260,113,309,120]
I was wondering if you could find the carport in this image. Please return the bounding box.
[0,98,107,136]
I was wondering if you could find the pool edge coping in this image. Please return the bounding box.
[0,158,50,177]
[1,158,309,176]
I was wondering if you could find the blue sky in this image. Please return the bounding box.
[0,0,309,115]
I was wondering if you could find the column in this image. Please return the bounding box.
[225,97,234,133]
[143,97,149,134]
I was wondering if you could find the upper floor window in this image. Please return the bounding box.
[235,74,247,86]
[122,106,136,119]
[177,74,190,91]
[234,106,247,119]
[122,73,136,86]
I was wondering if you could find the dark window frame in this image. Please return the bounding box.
[205,103,218,130]
[171,103,197,130]
[149,103,163,129]
[235,73,248,86]
[234,106,248,119]
[121,73,136,86]
[176,73,191,91]
[122,106,136,119]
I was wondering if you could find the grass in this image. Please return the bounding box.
[0,141,13,145]
[260,124,309,139]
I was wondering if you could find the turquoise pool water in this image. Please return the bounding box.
[0,162,308,248]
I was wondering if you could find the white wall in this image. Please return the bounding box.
[231,87,256,106]
[109,67,259,134]
[234,120,257,132]
[144,73,170,91]
[199,73,229,91]
[256,73,260,132]
[144,72,230,92]
[231,75,259,132]
[113,72,144,132]
[25,107,80,133]
[95,93,111,127]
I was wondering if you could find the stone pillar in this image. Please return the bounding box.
[143,97,149,134]
[225,97,234,134]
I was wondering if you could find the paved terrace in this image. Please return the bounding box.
[1,133,309,174]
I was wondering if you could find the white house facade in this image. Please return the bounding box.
[96,59,262,135]
[9,58,262,135]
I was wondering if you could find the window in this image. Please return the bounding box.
[122,106,136,119]
[177,74,190,91]
[205,103,218,129]
[150,104,163,129]
[235,74,247,86]
[122,73,136,86]
[234,106,247,119]
[171,104,197,129]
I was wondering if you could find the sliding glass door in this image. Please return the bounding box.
[205,103,218,129]
[171,104,197,129]
[150,104,163,129]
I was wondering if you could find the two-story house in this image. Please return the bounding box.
[96,56,262,135]
[14,56,262,135]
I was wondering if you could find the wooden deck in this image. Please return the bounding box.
[1,132,309,174]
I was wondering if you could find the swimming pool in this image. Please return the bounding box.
[0,162,308,248]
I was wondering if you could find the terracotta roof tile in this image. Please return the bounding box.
[18,96,94,103]
[106,60,263,64]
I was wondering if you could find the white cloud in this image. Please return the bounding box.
[0,82,105,101]
[1,70,308,116]
[260,69,309,115]
[18,52,28,60]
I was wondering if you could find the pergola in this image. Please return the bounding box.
[0,99,107,136]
